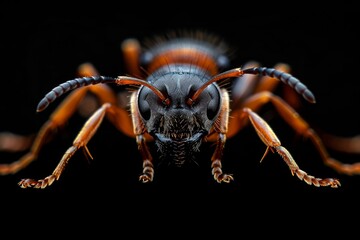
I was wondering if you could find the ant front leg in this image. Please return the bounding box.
[240,91,360,176]
[208,89,234,183]
[129,92,154,183]
[0,87,92,175]
[1,63,135,178]
[0,63,100,175]
[229,82,341,188]
[19,103,113,188]
[239,107,340,188]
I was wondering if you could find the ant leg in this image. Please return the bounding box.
[129,92,154,182]
[253,63,302,109]
[77,63,135,138]
[0,132,33,152]
[0,62,134,175]
[121,38,143,78]
[17,85,137,188]
[240,91,360,175]
[76,62,102,118]
[231,61,260,108]
[239,107,340,188]
[321,134,360,154]
[0,87,91,175]
[227,63,292,138]
[208,89,234,183]
[231,61,295,110]
[245,61,359,156]
[254,63,290,94]
[0,63,100,175]
[19,103,113,188]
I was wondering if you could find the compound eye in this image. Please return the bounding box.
[207,96,220,120]
[138,87,151,121]
[138,99,151,121]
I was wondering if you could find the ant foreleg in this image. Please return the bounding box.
[208,89,234,183]
[239,107,341,188]
[18,103,112,188]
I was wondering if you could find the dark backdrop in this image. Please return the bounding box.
[1,8,359,237]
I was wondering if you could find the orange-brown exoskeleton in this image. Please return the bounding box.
[1,30,359,189]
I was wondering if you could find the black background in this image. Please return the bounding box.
[1,6,360,237]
